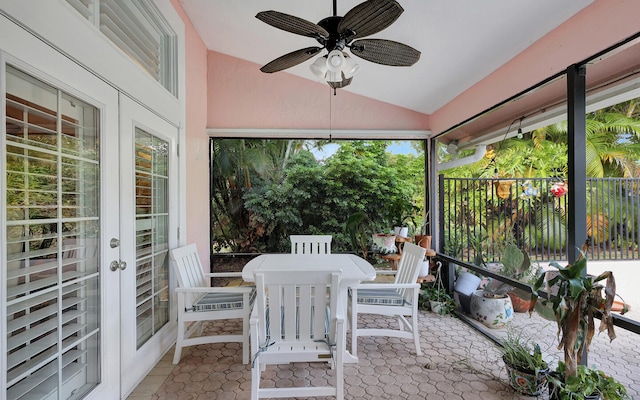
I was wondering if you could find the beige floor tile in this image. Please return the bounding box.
[127,308,640,399]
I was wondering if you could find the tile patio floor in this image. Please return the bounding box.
[126,306,640,400]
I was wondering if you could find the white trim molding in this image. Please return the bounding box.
[207,128,432,140]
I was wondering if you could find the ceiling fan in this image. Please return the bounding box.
[256,0,421,90]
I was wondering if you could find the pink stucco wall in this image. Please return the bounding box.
[171,0,210,268]
[207,51,430,130]
[174,0,640,267]
[430,0,640,135]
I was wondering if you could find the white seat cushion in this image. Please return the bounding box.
[192,289,256,311]
[356,288,406,306]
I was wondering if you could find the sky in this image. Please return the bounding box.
[309,141,418,161]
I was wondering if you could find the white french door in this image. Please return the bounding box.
[118,95,178,398]
[2,37,121,400]
[2,15,179,400]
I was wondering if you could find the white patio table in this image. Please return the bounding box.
[242,253,376,363]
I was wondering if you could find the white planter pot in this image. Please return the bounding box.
[454,272,481,296]
[469,290,514,329]
[419,261,430,277]
[430,300,446,315]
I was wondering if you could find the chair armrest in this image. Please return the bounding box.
[175,286,254,293]
[352,283,420,290]
[204,272,243,278]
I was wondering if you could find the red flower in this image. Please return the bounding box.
[550,182,567,198]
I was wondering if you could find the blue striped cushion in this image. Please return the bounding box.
[192,289,256,311]
[356,288,405,306]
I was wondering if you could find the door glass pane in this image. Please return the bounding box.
[4,66,100,400]
[134,128,169,349]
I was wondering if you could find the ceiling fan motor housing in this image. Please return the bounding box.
[317,16,349,52]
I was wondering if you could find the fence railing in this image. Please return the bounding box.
[440,176,640,262]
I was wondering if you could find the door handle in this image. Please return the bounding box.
[110,260,127,271]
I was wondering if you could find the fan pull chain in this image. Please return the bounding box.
[329,86,333,142]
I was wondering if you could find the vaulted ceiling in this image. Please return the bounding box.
[179,0,593,116]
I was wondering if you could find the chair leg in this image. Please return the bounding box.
[197,320,205,336]
[242,314,250,365]
[350,303,358,357]
[251,358,259,400]
[397,316,405,331]
[336,350,344,400]
[412,312,422,356]
[173,322,185,364]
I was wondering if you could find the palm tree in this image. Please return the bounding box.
[211,139,306,251]
[531,113,640,178]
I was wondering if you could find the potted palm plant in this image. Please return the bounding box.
[533,240,630,400]
[501,329,549,396]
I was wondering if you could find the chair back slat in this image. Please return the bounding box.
[313,285,329,340]
[298,285,312,339]
[254,270,340,344]
[290,235,332,254]
[171,243,208,309]
[394,243,427,300]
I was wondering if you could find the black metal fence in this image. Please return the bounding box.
[440,175,640,262]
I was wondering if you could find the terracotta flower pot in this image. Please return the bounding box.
[415,235,432,249]
[507,290,533,313]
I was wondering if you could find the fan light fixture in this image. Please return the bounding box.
[310,51,360,86]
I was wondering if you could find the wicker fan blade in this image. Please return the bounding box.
[256,11,329,39]
[338,0,403,40]
[260,47,323,73]
[350,39,420,66]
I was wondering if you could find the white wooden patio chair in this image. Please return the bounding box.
[349,242,426,356]
[171,243,255,364]
[250,270,344,400]
[290,234,332,254]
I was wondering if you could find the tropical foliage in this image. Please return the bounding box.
[532,242,626,380]
[439,102,640,261]
[443,101,640,179]
[212,139,425,254]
